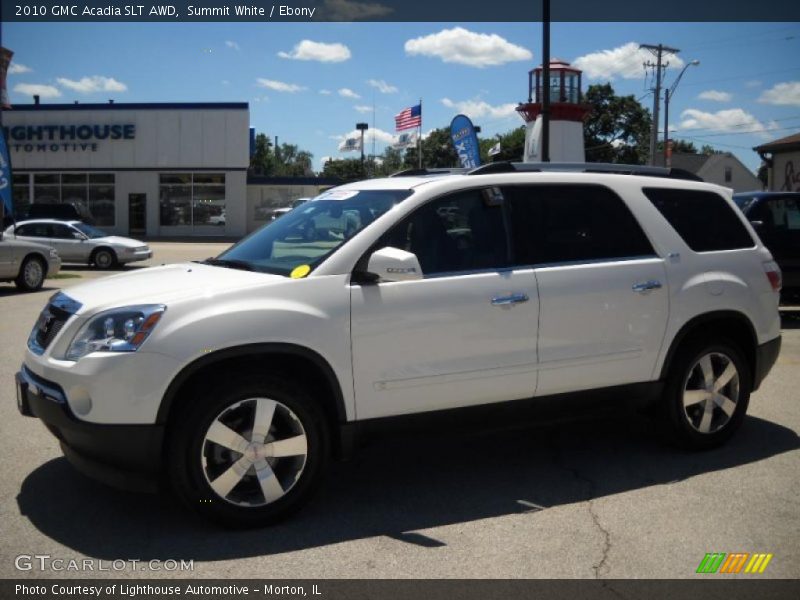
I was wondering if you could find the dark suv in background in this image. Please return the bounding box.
[734,192,800,300]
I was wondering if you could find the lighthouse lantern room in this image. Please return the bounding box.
[517,59,590,163]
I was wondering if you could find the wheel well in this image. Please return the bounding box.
[90,246,115,260]
[159,346,347,457]
[660,311,757,388]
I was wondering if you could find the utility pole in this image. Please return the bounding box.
[541,0,551,162]
[640,43,679,166]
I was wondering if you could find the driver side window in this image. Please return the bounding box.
[380,190,509,276]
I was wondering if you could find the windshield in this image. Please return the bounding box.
[73,223,109,238]
[216,189,412,276]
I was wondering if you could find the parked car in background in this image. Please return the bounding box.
[208,210,226,226]
[26,202,94,224]
[734,191,800,299]
[270,207,293,221]
[0,229,61,291]
[5,220,151,270]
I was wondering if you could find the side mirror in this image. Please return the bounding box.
[366,247,423,282]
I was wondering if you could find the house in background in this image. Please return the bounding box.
[666,152,763,193]
[754,132,800,192]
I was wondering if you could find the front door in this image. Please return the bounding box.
[350,188,539,420]
[129,194,146,236]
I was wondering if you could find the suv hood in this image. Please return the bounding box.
[95,235,146,248]
[62,263,285,312]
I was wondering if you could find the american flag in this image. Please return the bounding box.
[395,104,421,131]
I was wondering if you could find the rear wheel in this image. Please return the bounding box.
[661,340,750,450]
[15,255,46,292]
[168,374,329,527]
[92,248,117,270]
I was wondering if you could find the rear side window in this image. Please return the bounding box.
[505,184,655,265]
[643,188,754,251]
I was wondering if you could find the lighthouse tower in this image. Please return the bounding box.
[517,59,590,162]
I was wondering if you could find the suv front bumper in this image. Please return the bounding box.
[16,366,163,492]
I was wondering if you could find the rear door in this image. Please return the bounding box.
[504,184,669,396]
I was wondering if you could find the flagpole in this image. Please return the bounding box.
[418,98,422,169]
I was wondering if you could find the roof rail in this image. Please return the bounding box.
[389,167,468,177]
[467,161,703,182]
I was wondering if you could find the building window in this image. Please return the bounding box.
[159,173,226,228]
[724,166,732,183]
[12,173,31,219]
[27,173,115,226]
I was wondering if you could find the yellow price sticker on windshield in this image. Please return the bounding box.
[290,264,311,279]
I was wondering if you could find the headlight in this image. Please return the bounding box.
[65,305,166,361]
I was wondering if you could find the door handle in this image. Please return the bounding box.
[491,293,529,306]
[632,280,663,293]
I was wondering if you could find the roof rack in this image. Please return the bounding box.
[467,161,703,182]
[389,167,468,177]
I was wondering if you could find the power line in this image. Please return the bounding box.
[679,67,800,88]
[672,114,800,135]
[677,125,799,139]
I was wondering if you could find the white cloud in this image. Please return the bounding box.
[367,79,398,94]
[338,87,361,99]
[13,83,61,98]
[319,89,332,95]
[574,42,685,80]
[678,108,778,139]
[758,81,800,107]
[56,76,127,93]
[278,40,351,63]
[256,78,306,93]
[225,40,240,51]
[441,97,518,120]
[354,105,373,113]
[9,63,32,75]
[698,90,732,102]
[333,127,395,145]
[404,27,532,68]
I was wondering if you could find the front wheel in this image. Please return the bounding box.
[168,375,329,527]
[15,256,46,292]
[92,248,117,270]
[660,340,751,450]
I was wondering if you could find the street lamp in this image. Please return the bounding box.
[356,122,369,172]
[664,59,700,167]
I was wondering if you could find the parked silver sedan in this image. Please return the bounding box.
[5,220,152,269]
[0,231,61,291]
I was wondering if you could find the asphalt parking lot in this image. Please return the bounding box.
[0,242,798,579]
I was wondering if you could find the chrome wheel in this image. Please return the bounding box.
[23,259,44,288]
[682,352,740,434]
[94,250,114,269]
[201,398,308,507]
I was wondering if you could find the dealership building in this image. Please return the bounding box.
[4,101,253,237]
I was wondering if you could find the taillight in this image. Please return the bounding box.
[764,261,782,292]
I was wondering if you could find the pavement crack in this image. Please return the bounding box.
[549,432,613,579]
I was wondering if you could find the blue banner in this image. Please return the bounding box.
[450,114,481,169]
[0,127,12,219]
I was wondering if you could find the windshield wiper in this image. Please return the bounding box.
[197,257,256,272]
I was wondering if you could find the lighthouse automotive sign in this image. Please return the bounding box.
[3,123,136,153]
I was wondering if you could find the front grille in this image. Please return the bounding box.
[28,293,82,355]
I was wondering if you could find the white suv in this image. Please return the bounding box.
[16,163,782,527]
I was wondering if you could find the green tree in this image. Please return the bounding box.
[403,128,459,169]
[375,146,404,176]
[274,143,314,177]
[479,127,526,163]
[700,144,723,155]
[583,83,652,164]
[249,133,274,175]
[322,158,366,181]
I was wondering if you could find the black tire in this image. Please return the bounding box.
[91,247,117,270]
[167,374,329,528]
[15,255,46,292]
[660,339,751,450]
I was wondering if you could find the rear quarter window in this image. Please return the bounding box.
[643,187,755,252]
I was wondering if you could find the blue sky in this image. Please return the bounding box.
[4,21,800,171]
